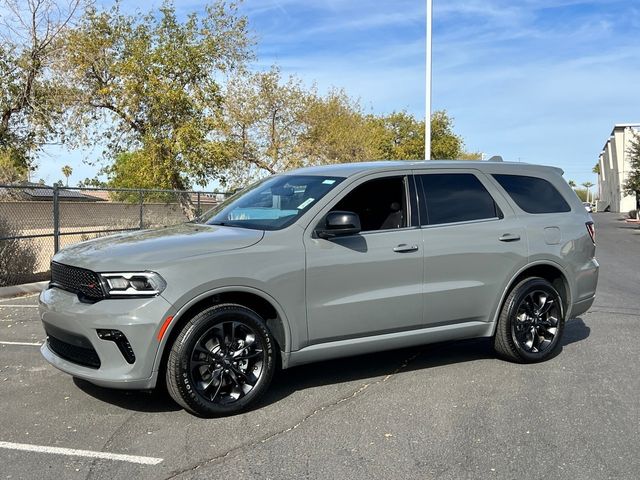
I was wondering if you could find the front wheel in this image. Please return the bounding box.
[493,277,565,363]
[166,303,277,417]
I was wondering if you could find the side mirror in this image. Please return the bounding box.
[317,211,361,239]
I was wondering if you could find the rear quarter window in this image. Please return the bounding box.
[419,173,502,225]
[493,174,571,214]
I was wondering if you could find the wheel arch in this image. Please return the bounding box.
[153,286,292,377]
[489,261,572,336]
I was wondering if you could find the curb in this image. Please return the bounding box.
[0,281,47,300]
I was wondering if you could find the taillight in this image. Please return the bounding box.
[586,221,595,244]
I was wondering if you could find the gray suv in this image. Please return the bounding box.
[39,161,599,416]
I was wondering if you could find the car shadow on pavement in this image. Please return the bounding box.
[562,317,590,346]
[72,377,182,413]
[260,317,592,410]
[72,318,592,415]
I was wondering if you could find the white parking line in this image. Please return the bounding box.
[0,441,163,465]
[0,341,42,346]
[0,305,38,308]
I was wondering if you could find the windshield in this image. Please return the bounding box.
[201,175,344,230]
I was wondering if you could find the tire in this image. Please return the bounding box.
[166,303,276,417]
[493,277,565,363]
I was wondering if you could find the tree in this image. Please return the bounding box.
[574,188,588,202]
[0,148,27,183]
[593,162,600,175]
[458,151,482,160]
[0,0,82,176]
[222,72,480,186]
[222,67,311,185]
[430,110,465,159]
[373,111,424,160]
[373,109,476,161]
[58,1,251,216]
[568,180,576,189]
[61,164,72,186]
[100,151,176,202]
[623,134,640,202]
[582,182,594,203]
[298,89,382,168]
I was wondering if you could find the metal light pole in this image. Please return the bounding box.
[425,0,433,160]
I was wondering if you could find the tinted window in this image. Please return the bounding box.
[493,174,570,214]
[331,176,407,231]
[419,173,501,225]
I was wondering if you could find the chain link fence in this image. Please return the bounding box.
[0,184,231,287]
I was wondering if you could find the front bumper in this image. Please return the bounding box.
[39,287,173,389]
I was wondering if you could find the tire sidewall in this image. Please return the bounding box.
[169,305,276,417]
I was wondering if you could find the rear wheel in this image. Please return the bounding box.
[494,277,565,363]
[166,304,276,417]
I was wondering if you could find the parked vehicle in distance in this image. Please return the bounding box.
[39,160,599,416]
[583,202,593,213]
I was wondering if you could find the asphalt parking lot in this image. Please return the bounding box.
[1,212,638,480]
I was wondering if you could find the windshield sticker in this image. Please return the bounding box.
[322,179,336,185]
[297,198,315,209]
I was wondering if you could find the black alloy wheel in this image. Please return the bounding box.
[166,304,276,417]
[494,277,565,363]
[512,289,560,354]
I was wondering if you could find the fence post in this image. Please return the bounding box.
[139,190,144,230]
[197,192,201,219]
[53,185,60,253]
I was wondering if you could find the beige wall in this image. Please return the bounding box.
[0,201,194,275]
[598,126,638,213]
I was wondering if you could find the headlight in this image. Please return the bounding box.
[99,272,166,298]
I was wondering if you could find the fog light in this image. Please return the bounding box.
[97,329,136,364]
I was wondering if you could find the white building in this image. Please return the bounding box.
[597,124,640,213]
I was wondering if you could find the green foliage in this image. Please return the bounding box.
[0,1,81,175]
[593,162,600,175]
[574,188,588,202]
[222,67,311,185]
[102,151,177,202]
[1,1,481,193]
[458,151,482,160]
[623,134,640,197]
[374,111,424,160]
[430,110,464,159]
[568,180,577,188]
[62,165,73,185]
[58,0,251,212]
[298,89,381,167]
[222,67,478,186]
[0,148,28,183]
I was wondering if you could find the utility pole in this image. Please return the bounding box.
[425,0,433,160]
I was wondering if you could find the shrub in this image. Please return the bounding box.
[0,217,37,287]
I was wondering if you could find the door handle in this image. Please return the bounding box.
[499,233,521,242]
[393,244,419,253]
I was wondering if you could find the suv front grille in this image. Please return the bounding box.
[50,262,105,301]
[47,334,101,369]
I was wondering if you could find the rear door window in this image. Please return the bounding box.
[418,173,502,225]
[493,174,571,214]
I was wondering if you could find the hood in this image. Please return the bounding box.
[53,223,264,272]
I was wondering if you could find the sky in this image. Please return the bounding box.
[35,0,640,188]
